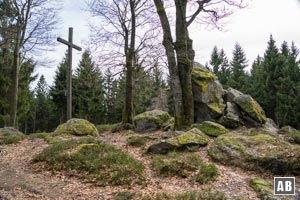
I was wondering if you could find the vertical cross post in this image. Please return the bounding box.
[57,27,82,121]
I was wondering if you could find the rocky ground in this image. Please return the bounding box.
[1,130,299,200]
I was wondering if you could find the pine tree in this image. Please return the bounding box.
[73,50,105,124]
[227,43,248,92]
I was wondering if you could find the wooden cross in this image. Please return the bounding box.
[57,27,82,121]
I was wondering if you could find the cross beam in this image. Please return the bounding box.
[57,27,82,121]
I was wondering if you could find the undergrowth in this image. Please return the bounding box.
[151,152,218,183]
[33,137,145,186]
[136,190,227,200]
[127,135,149,147]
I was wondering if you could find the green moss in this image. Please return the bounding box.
[192,67,215,93]
[235,95,267,124]
[54,118,99,137]
[208,103,223,115]
[134,110,171,127]
[192,121,229,137]
[167,128,209,147]
[209,132,300,175]
[33,137,145,186]
[249,178,279,200]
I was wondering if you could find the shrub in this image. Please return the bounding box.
[0,127,26,145]
[195,163,218,184]
[33,137,145,186]
[138,190,226,200]
[127,136,148,147]
[96,123,119,134]
[0,134,25,145]
[151,152,203,178]
[114,192,135,200]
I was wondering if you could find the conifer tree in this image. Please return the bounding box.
[49,55,67,125]
[227,43,248,92]
[34,75,51,132]
[260,35,281,120]
[73,51,105,124]
[210,46,222,75]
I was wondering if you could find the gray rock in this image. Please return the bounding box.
[225,87,243,103]
[234,94,267,124]
[148,128,209,154]
[133,110,171,132]
[192,65,225,123]
[218,102,243,128]
[209,131,300,175]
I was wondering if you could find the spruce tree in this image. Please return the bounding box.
[34,75,51,132]
[210,46,222,75]
[73,50,105,124]
[49,54,67,124]
[17,59,37,133]
[227,43,248,92]
[260,35,281,120]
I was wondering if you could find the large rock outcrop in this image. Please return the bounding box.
[133,110,171,132]
[208,130,300,175]
[54,118,99,137]
[192,64,225,123]
[191,64,267,128]
[148,128,209,154]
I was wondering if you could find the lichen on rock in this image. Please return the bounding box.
[208,131,300,175]
[192,64,225,123]
[54,118,99,137]
[249,178,282,200]
[192,121,229,137]
[234,95,267,124]
[148,128,209,154]
[133,109,171,132]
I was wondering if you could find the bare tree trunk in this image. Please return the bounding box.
[122,0,136,124]
[9,38,20,127]
[153,0,184,129]
[174,0,194,128]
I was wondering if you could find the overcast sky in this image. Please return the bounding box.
[37,0,300,86]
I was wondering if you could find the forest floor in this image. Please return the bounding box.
[0,131,298,200]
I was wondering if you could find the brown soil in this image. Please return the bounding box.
[0,131,298,200]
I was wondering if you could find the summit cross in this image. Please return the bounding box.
[57,27,82,120]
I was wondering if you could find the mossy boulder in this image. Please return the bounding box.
[235,95,267,124]
[225,87,243,103]
[54,118,99,137]
[208,131,300,175]
[192,121,229,137]
[133,109,171,132]
[0,127,25,145]
[148,128,209,154]
[249,178,282,200]
[192,64,225,123]
[218,102,243,129]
